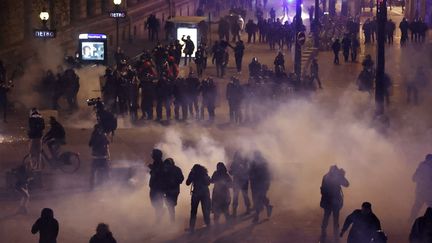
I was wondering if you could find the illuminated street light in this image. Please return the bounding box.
[113,0,123,49]
[39,9,49,29]
[113,0,122,6]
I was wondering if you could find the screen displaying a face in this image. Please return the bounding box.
[177,27,198,57]
[81,42,105,61]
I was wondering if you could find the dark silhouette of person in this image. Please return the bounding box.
[249,151,273,223]
[411,154,432,220]
[340,202,382,243]
[320,165,350,241]
[230,151,251,217]
[210,162,232,224]
[89,124,110,189]
[162,158,184,222]
[43,117,65,158]
[186,164,211,232]
[13,163,32,214]
[89,223,117,243]
[332,39,341,64]
[148,149,165,221]
[31,208,59,243]
[409,207,432,243]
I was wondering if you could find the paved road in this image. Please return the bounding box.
[0,2,431,243]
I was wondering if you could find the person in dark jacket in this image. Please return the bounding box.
[163,158,184,222]
[89,223,117,243]
[211,162,232,224]
[89,124,110,189]
[232,40,245,73]
[249,151,273,223]
[399,18,409,45]
[411,154,432,220]
[341,35,351,62]
[43,117,65,158]
[226,76,243,124]
[409,207,432,243]
[320,165,350,241]
[31,208,59,243]
[200,78,217,121]
[28,108,45,170]
[149,149,165,221]
[186,164,211,232]
[245,19,258,43]
[340,202,382,243]
[230,152,251,217]
[182,35,195,65]
[332,39,341,64]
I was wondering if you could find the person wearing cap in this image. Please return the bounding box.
[411,154,432,220]
[28,108,45,170]
[340,202,382,243]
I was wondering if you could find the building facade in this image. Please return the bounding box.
[405,0,432,24]
[0,0,198,61]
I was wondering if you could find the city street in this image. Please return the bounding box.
[0,1,432,242]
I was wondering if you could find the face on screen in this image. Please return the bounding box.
[81,42,104,61]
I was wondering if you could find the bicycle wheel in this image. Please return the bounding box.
[58,152,80,173]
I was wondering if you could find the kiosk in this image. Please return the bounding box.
[78,33,108,65]
[167,16,207,57]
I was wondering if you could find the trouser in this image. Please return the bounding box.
[156,98,171,120]
[333,52,339,64]
[90,158,110,189]
[150,188,165,221]
[351,49,358,61]
[387,35,393,44]
[29,139,42,170]
[165,190,179,222]
[141,98,153,119]
[174,100,188,120]
[229,101,242,123]
[343,50,349,62]
[311,74,323,88]
[216,63,226,77]
[188,96,199,118]
[189,191,211,230]
[213,205,230,223]
[184,54,193,65]
[196,63,204,77]
[251,185,270,218]
[407,85,419,105]
[235,56,243,72]
[259,32,266,43]
[200,101,215,121]
[247,32,256,43]
[232,32,241,42]
[232,180,251,214]
[16,185,29,213]
[321,207,340,237]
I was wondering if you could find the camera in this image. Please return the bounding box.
[86,97,102,106]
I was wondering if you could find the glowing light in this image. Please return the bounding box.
[113,0,122,5]
[39,11,49,21]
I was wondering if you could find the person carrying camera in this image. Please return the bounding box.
[320,165,350,242]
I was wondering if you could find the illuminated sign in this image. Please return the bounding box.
[109,11,126,18]
[34,29,56,38]
[79,33,107,40]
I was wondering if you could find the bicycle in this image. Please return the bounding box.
[22,142,80,173]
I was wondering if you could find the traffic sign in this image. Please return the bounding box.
[297,31,306,45]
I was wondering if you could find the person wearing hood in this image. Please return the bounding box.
[89,223,117,243]
[31,208,59,243]
[28,108,45,170]
[162,158,184,222]
[210,162,232,224]
[186,164,211,232]
[409,207,432,243]
[320,165,350,241]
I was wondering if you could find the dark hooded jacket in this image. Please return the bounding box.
[410,207,432,243]
[31,208,59,243]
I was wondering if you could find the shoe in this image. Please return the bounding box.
[252,215,259,223]
[266,205,273,217]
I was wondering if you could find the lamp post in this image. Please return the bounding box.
[294,0,303,78]
[375,0,387,114]
[314,0,320,47]
[113,0,122,49]
[39,9,49,29]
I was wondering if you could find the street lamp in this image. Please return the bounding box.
[294,0,303,79]
[375,0,387,114]
[113,0,122,49]
[39,9,49,29]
